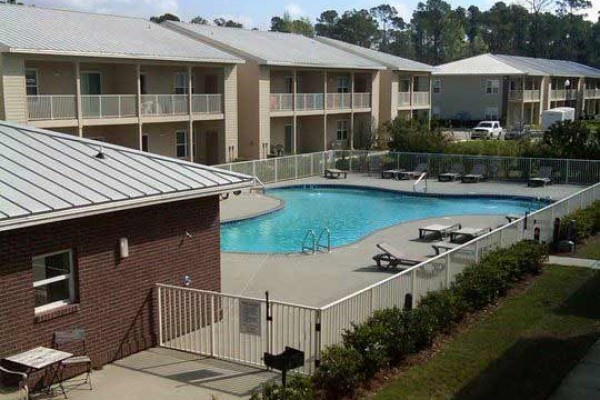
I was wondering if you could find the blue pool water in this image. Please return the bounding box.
[221,186,540,253]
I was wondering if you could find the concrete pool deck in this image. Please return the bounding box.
[219,174,585,306]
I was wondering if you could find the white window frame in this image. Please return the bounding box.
[174,72,193,95]
[485,107,499,120]
[32,249,75,314]
[176,130,188,159]
[337,76,350,93]
[432,79,441,94]
[25,68,39,96]
[336,120,349,141]
[486,79,500,95]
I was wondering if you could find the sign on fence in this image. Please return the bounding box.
[239,299,262,335]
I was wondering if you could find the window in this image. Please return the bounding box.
[336,120,349,141]
[432,79,441,94]
[337,76,350,93]
[176,130,188,158]
[485,79,500,95]
[81,72,102,95]
[25,69,39,95]
[33,250,75,313]
[174,72,193,95]
[142,134,149,152]
[485,107,499,120]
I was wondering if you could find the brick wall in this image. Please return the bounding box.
[0,196,220,377]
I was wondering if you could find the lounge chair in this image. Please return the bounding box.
[367,157,382,176]
[381,169,405,179]
[505,214,521,223]
[431,242,460,255]
[419,222,461,240]
[397,163,428,180]
[528,166,553,187]
[373,242,426,269]
[449,227,492,243]
[0,366,28,400]
[324,168,347,179]
[461,164,486,183]
[438,163,464,182]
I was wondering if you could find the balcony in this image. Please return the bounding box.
[585,88,600,99]
[398,92,411,107]
[27,95,77,121]
[270,93,293,112]
[192,94,222,114]
[551,89,578,101]
[352,92,371,109]
[81,95,137,119]
[412,92,430,107]
[140,94,188,117]
[295,93,324,111]
[508,90,541,102]
[326,93,352,110]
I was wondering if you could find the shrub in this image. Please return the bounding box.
[511,240,548,275]
[560,201,600,243]
[313,345,363,399]
[418,289,467,334]
[453,261,508,311]
[342,320,389,379]
[250,374,315,400]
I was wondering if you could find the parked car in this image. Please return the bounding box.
[471,121,503,139]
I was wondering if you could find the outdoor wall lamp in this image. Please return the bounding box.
[119,237,129,259]
[183,275,192,287]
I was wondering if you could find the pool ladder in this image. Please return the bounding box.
[301,228,331,254]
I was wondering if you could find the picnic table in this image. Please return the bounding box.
[4,347,72,394]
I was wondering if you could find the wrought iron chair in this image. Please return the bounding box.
[0,365,28,400]
[54,329,92,398]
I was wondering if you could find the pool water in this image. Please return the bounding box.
[221,186,539,253]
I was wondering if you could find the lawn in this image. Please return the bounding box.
[374,266,600,400]
[572,234,600,260]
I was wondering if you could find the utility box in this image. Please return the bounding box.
[541,107,575,131]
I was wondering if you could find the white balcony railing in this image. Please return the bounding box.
[326,93,352,110]
[140,94,189,117]
[27,95,77,120]
[270,93,293,111]
[81,95,137,119]
[192,94,222,114]
[296,93,324,111]
[412,91,430,106]
[398,92,411,107]
[352,92,371,109]
[509,90,541,102]
[585,88,600,98]
[550,89,566,100]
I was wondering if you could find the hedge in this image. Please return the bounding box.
[560,201,600,244]
[250,240,548,400]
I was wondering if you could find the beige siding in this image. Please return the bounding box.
[194,119,225,164]
[223,64,238,161]
[83,124,138,149]
[270,70,292,93]
[270,116,293,152]
[1,54,27,123]
[297,70,323,92]
[143,121,189,159]
[25,60,76,94]
[0,54,4,120]
[370,71,380,128]
[379,70,392,124]
[237,61,261,160]
[326,113,351,149]
[297,115,323,153]
[432,75,504,120]
[258,65,271,159]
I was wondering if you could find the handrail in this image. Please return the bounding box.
[250,177,266,193]
[302,229,316,254]
[413,172,428,193]
[317,228,331,253]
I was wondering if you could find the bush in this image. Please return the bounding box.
[453,261,509,311]
[342,320,389,379]
[313,345,363,400]
[418,289,467,334]
[250,374,315,400]
[561,201,600,243]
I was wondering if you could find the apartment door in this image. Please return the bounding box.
[80,72,101,95]
[206,131,220,165]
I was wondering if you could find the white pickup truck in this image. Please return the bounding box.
[471,121,503,140]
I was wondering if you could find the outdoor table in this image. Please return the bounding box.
[4,346,73,394]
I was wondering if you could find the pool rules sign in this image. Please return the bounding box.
[239,299,262,335]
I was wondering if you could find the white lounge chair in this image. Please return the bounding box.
[324,168,347,179]
[419,222,461,241]
[431,242,460,255]
[381,169,405,179]
[528,166,552,187]
[372,242,426,269]
[438,163,464,182]
[449,227,492,243]
[397,163,428,180]
[461,164,486,183]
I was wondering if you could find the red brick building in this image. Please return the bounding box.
[0,122,252,372]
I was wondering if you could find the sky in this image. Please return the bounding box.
[30,0,600,29]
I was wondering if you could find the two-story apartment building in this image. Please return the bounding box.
[432,53,600,128]
[164,22,386,159]
[315,37,433,124]
[0,5,243,164]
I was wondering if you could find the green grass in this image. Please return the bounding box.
[444,140,531,157]
[374,266,600,400]
[572,235,600,260]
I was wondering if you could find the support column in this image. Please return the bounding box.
[75,61,83,137]
[136,63,142,150]
[188,66,194,162]
[520,76,525,127]
[292,69,298,154]
[409,74,414,117]
[428,75,433,128]
[350,71,355,150]
[323,70,328,151]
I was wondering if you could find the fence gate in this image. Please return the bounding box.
[157,284,320,374]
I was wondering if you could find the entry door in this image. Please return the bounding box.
[81,72,101,95]
[206,131,219,165]
[284,124,293,153]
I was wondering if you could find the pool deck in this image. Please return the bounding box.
[220,174,585,307]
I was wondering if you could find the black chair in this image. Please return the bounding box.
[54,329,92,398]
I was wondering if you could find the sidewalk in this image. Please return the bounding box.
[549,339,600,400]
[548,255,600,269]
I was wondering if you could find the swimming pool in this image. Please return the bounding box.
[221,185,542,253]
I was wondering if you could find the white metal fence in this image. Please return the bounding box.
[81,95,137,119]
[398,92,411,106]
[326,93,351,110]
[296,93,324,111]
[192,94,222,114]
[412,91,430,106]
[27,95,77,120]
[270,94,294,111]
[141,94,189,116]
[352,92,371,109]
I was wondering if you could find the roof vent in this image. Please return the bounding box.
[95,145,106,160]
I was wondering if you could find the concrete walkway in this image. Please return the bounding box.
[550,339,600,400]
[548,255,600,269]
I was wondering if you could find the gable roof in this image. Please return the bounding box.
[315,37,432,72]
[434,53,600,78]
[0,122,253,232]
[0,5,242,64]
[163,22,386,70]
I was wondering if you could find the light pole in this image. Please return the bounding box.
[564,79,571,105]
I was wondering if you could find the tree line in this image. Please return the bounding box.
[154,0,598,67]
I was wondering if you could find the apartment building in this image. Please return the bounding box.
[432,54,600,128]
[164,22,386,159]
[0,5,242,164]
[315,37,433,124]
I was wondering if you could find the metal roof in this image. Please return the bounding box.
[163,22,386,70]
[0,122,253,232]
[315,37,432,72]
[0,5,243,64]
[434,53,600,78]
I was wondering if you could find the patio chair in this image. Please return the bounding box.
[397,163,428,180]
[438,163,464,182]
[373,242,426,269]
[528,166,553,187]
[381,168,405,179]
[324,168,347,179]
[449,227,492,243]
[0,366,28,400]
[418,222,461,241]
[54,329,92,397]
[461,164,486,183]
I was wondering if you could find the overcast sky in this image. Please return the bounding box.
[31,0,600,29]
